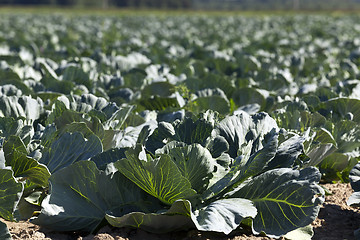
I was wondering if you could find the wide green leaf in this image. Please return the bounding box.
[39,132,103,173]
[158,143,215,193]
[0,169,24,221]
[114,146,197,205]
[32,161,152,233]
[191,198,257,234]
[4,136,50,186]
[232,167,324,238]
[106,200,194,233]
[191,95,230,115]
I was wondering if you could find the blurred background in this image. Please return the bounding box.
[0,0,360,11]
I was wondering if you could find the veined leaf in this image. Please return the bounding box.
[39,132,103,173]
[114,146,197,205]
[232,167,324,238]
[0,169,24,221]
[32,161,152,233]
[158,143,215,193]
[4,136,50,186]
[104,105,135,130]
[173,117,213,146]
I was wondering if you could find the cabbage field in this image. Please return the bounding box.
[1,12,360,240]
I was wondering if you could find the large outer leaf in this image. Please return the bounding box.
[0,169,24,221]
[4,136,50,186]
[191,198,257,234]
[158,143,215,193]
[106,200,194,233]
[39,132,103,173]
[0,221,11,240]
[114,147,196,205]
[32,161,152,233]
[232,167,324,238]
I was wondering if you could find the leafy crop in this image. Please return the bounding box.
[0,12,360,239]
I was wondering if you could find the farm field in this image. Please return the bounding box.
[1,10,360,239]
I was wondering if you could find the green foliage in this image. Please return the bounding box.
[1,12,359,239]
[0,169,23,221]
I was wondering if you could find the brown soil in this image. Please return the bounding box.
[3,183,360,240]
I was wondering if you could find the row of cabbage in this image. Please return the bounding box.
[0,13,360,239]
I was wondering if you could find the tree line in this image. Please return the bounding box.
[0,0,192,9]
[1,0,360,10]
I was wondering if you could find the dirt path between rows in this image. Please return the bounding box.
[4,183,360,240]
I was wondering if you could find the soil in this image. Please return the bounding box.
[3,183,360,240]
